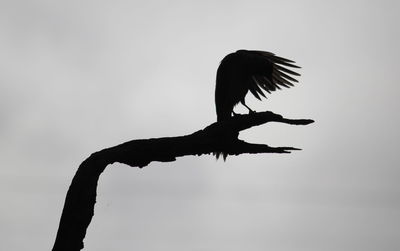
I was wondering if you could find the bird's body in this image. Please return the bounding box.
[215,50,300,121]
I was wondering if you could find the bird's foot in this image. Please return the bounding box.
[241,101,255,114]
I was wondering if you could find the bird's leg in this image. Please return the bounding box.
[241,100,255,114]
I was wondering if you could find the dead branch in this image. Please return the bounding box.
[52,111,313,251]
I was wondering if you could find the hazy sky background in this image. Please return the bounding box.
[1,0,400,250]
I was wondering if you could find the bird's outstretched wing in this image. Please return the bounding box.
[236,50,300,100]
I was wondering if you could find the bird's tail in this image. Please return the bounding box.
[213,123,239,161]
[214,114,229,160]
[213,151,228,161]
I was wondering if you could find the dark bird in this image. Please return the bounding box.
[215,50,301,121]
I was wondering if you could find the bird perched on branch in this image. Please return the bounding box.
[215,50,300,121]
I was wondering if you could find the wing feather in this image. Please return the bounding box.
[275,64,300,76]
[249,86,262,100]
[261,76,276,92]
[252,75,274,93]
[277,71,299,83]
[250,76,267,99]
[272,71,294,87]
[235,50,300,98]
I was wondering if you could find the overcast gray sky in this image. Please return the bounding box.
[1,0,400,250]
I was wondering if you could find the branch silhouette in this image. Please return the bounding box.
[52,111,313,251]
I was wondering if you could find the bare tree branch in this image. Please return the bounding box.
[52,111,313,251]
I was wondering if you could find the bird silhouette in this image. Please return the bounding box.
[215,50,300,121]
